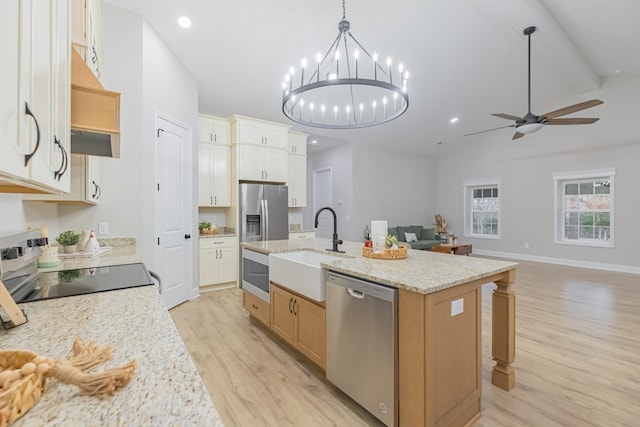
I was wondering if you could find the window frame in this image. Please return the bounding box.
[553,168,615,248]
[463,178,501,240]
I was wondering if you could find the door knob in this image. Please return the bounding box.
[185,234,191,239]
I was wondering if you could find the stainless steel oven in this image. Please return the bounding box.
[241,248,269,303]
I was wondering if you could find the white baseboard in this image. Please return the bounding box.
[473,249,640,275]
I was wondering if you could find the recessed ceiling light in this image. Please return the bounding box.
[178,16,191,29]
[449,117,459,124]
[614,69,624,75]
[310,139,318,145]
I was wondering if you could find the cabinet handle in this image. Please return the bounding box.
[214,196,217,205]
[96,182,102,200]
[265,171,268,180]
[210,196,213,205]
[53,137,64,179]
[293,299,298,316]
[220,249,222,259]
[214,133,217,143]
[185,234,191,239]
[215,249,219,259]
[91,180,99,199]
[57,143,69,181]
[252,304,258,309]
[288,298,293,313]
[210,133,213,142]
[23,102,41,167]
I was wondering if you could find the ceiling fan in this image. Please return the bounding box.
[465,26,603,140]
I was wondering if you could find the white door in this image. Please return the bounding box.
[155,114,193,309]
[314,167,332,238]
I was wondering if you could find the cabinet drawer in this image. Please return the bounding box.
[243,291,270,325]
[199,236,237,249]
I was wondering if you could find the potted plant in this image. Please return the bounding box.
[198,221,212,234]
[56,230,81,253]
[385,234,398,249]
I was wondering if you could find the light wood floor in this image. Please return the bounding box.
[170,259,640,427]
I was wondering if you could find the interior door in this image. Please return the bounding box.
[155,114,193,309]
[314,167,332,238]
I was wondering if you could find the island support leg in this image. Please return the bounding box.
[491,270,516,390]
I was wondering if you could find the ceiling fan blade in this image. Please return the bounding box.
[464,124,515,137]
[542,99,604,119]
[512,132,525,140]
[545,117,600,125]
[491,113,522,121]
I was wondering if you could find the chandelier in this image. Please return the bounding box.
[281,0,409,129]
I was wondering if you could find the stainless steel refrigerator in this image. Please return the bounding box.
[239,183,289,242]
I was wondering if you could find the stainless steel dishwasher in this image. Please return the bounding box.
[325,271,398,427]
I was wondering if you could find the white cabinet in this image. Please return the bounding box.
[232,115,289,149]
[235,144,288,183]
[198,115,230,145]
[231,115,290,183]
[0,0,71,194]
[289,232,316,239]
[71,0,103,78]
[23,154,101,204]
[287,132,307,207]
[198,143,231,207]
[199,236,238,288]
[288,132,307,155]
[288,154,307,207]
[198,115,231,207]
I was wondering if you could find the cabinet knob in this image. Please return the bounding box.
[252,304,258,309]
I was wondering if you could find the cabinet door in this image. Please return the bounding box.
[212,117,230,146]
[212,144,230,206]
[270,285,295,343]
[264,147,288,182]
[198,142,214,206]
[0,0,28,180]
[198,115,214,142]
[288,154,306,207]
[198,246,219,286]
[218,244,238,283]
[288,133,307,155]
[263,124,288,149]
[86,154,101,203]
[294,297,326,369]
[235,118,264,146]
[236,144,263,181]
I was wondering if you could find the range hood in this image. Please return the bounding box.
[70,49,121,158]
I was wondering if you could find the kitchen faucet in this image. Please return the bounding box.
[314,207,344,253]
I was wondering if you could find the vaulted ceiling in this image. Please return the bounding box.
[103,0,640,155]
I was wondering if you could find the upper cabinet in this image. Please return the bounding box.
[23,154,102,204]
[71,0,103,79]
[198,115,230,146]
[287,132,308,207]
[198,115,231,207]
[231,115,290,183]
[0,0,71,194]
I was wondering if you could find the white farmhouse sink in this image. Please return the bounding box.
[269,250,342,302]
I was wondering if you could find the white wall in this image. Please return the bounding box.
[304,142,438,242]
[0,194,30,235]
[436,75,640,271]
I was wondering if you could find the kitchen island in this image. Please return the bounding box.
[243,238,518,427]
[1,248,222,426]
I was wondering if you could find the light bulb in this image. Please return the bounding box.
[291,95,297,102]
[289,66,295,76]
[309,103,314,110]
[328,73,337,80]
[394,92,398,100]
[383,97,388,105]
[386,57,392,66]
[321,105,326,112]
[372,100,377,108]
[316,52,322,63]
[354,50,359,60]
[300,99,304,107]
[335,51,340,60]
[285,74,290,82]
[281,82,286,90]
[346,105,351,112]
[301,58,307,68]
[177,16,191,28]
[334,106,338,113]
[372,52,378,62]
[398,63,404,73]
[360,103,364,111]
[404,70,410,79]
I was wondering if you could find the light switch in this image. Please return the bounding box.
[451,298,464,317]
[99,222,109,235]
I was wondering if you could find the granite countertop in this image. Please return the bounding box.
[198,227,237,239]
[1,286,223,426]
[38,245,142,273]
[242,238,517,294]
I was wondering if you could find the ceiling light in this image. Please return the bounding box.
[517,122,544,134]
[281,0,409,129]
[310,139,318,144]
[177,16,191,28]
[450,117,459,124]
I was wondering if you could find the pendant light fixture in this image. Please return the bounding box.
[281,0,409,129]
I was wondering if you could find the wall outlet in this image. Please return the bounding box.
[98,222,109,235]
[524,242,530,249]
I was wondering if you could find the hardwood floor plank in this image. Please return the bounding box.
[171,258,640,426]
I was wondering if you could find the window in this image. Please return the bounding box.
[553,168,615,247]
[463,179,500,239]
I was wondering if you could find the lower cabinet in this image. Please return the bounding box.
[242,290,270,326]
[270,283,326,369]
[198,236,238,289]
